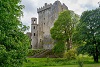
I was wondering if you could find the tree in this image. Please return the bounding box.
[50,10,79,56]
[0,0,29,67]
[76,8,100,63]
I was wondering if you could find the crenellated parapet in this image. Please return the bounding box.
[37,3,52,13]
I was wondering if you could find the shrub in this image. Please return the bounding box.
[27,49,34,56]
[27,49,45,56]
[53,41,65,57]
[64,48,77,60]
[77,54,84,67]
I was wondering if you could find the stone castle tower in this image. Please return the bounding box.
[31,1,68,49]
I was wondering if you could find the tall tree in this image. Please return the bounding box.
[50,10,79,55]
[76,8,100,63]
[0,0,29,67]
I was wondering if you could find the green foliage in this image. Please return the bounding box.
[23,58,100,67]
[0,0,29,67]
[46,56,50,63]
[64,49,77,60]
[76,8,100,63]
[50,10,71,41]
[27,49,36,56]
[50,10,79,56]
[27,49,45,56]
[77,54,84,67]
[53,41,65,57]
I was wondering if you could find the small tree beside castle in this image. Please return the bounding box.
[50,10,79,57]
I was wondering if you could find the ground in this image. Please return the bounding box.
[23,57,100,67]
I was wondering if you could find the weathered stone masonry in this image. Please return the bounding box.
[31,1,68,49]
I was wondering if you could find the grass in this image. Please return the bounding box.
[46,64,100,67]
[23,57,100,67]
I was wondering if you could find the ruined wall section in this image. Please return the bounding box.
[37,3,52,49]
[37,1,68,49]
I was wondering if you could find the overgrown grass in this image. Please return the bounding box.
[23,56,100,67]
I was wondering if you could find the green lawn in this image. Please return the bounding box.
[23,58,100,67]
[46,64,100,67]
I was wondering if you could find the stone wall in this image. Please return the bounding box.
[31,1,68,49]
[31,18,38,49]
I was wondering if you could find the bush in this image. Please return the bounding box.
[53,41,65,57]
[77,54,84,67]
[0,45,7,66]
[27,49,45,56]
[27,49,34,56]
[64,48,77,60]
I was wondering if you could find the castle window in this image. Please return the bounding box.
[44,23,45,25]
[44,18,45,20]
[34,33,35,36]
[34,26,35,29]
[32,19,36,24]
[62,7,63,11]
[40,39,41,42]
[32,19,35,21]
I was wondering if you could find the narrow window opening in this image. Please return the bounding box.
[33,19,35,23]
[34,33,35,36]
[34,26,35,29]
[40,39,41,42]
[62,7,63,10]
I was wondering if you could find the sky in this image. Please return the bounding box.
[21,0,100,32]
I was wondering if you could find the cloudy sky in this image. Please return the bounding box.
[21,0,100,32]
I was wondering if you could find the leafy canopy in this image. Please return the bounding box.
[76,8,100,62]
[0,0,29,67]
[50,10,79,56]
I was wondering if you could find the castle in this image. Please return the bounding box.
[30,1,68,49]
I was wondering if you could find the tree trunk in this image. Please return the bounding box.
[67,41,70,51]
[67,38,72,51]
[93,54,98,63]
[93,46,98,63]
[69,38,72,49]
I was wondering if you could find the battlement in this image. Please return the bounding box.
[37,3,52,13]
